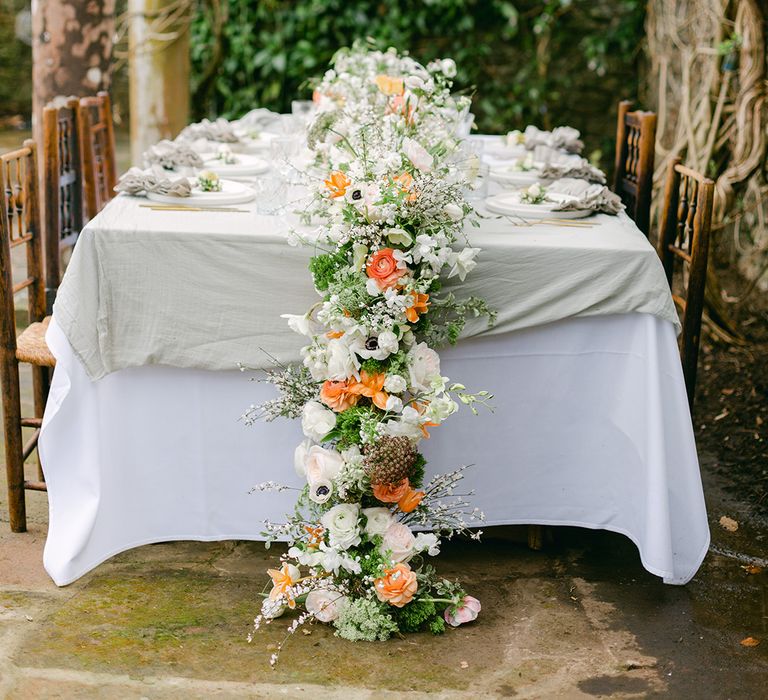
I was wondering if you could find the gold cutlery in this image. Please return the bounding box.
[140,204,250,213]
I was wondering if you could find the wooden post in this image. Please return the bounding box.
[31,0,116,149]
[128,0,190,165]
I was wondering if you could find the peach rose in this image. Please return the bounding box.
[320,379,360,412]
[373,479,411,503]
[397,487,425,513]
[374,562,418,607]
[366,248,405,291]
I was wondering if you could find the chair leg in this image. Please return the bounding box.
[31,364,50,481]
[1,355,27,532]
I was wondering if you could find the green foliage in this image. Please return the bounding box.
[327,405,377,450]
[392,598,438,633]
[410,453,426,489]
[190,0,646,159]
[334,598,399,642]
[309,252,346,291]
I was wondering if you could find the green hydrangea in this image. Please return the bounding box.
[309,253,345,291]
[392,599,437,633]
[334,598,399,642]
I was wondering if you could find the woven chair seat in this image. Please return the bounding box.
[16,316,55,367]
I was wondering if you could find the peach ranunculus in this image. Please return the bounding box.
[373,479,411,503]
[267,563,301,608]
[387,94,415,125]
[405,292,429,324]
[320,379,361,413]
[366,248,405,291]
[374,562,418,607]
[392,172,417,202]
[350,370,389,410]
[324,171,351,199]
[375,74,405,96]
[397,487,425,513]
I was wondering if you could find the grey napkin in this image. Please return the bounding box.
[548,178,623,214]
[142,140,203,170]
[525,125,584,154]
[176,118,239,143]
[115,167,192,197]
[234,108,281,131]
[533,147,606,184]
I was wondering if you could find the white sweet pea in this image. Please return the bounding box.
[385,395,403,413]
[425,394,458,423]
[404,75,425,90]
[366,278,382,296]
[383,373,407,394]
[288,546,325,568]
[402,137,433,172]
[362,507,394,537]
[301,401,336,442]
[414,532,441,556]
[447,247,480,281]
[321,503,361,551]
[318,544,362,575]
[386,227,412,246]
[282,313,316,337]
[444,202,464,221]
[352,243,368,272]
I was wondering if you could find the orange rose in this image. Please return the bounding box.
[324,170,351,198]
[405,292,429,324]
[349,370,389,410]
[373,479,411,503]
[397,487,425,513]
[374,562,418,607]
[366,247,405,291]
[375,74,405,96]
[320,379,361,413]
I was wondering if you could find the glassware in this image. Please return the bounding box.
[270,136,302,184]
[464,163,490,203]
[291,100,315,125]
[252,176,288,215]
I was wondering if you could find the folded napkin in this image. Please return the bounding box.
[114,167,192,197]
[234,108,281,131]
[524,125,584,154]
[176,117,239,144]
[142,140,203,170]
[548,178,624,214]
[532,146,606,184]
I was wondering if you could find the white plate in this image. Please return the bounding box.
[147,179,256,207]
[484,191,592,220]
[200,153,270,177]
[489,167,551,187]
[483,141,528,160]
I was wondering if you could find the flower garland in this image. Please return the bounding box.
[247,44,494,664]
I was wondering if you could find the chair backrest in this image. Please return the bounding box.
[0,140,46,356]
[43,97,84,308]
[658,157,714,408]
[613,100,657,237]
[79,91,117,221]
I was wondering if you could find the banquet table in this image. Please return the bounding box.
[39,156,710,587]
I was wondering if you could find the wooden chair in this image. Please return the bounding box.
[0,140,55,532]
[658,158,714,408]
[42,98,84,312]
[613,100,657,237]
[79,91,117,221]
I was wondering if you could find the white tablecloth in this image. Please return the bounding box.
[41,313,709,587]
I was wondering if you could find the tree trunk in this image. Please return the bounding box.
[31,0,116,147]
[128,0,190,164]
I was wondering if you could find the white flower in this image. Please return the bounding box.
[378,330,399,356]
[305,445,344,483]
[386,227,412,246]
[444,202,463,221]
[382,410,424,441]
[282,313,316,337]
[301,401,336,442]
[326,337,360,380]
[309,479,333,504]
[408,342,442,393]
[317,545,361,575]
[366,278,382,296]
[404,75,425,90]
[293,439,313,477]
[381,522,416,563]
[402,137,433,172]
[447,247,480,282]
[414,532,441,556]
[352,243,369,272]
[384,395,402,413]
[362,507,394,537]
[288,546,324,568]
[425,395,458,423]
[527,182,542,197]
[384,374,407,393]
[321,503,361,550]
[261,597,286,620]
[440,58,457,78]
[306,589,348,623]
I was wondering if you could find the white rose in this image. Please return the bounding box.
[383,374,407,393]
[402,137,433,173]
[444,202,463,221]
[363,507,394,537]
[414,532,441,557]
[301,401,336,442]
[305,589,348,623]
[408,342,442,393]
[377,330,399,356]
[321,503,361,550]
[294,439,313,477]
[381,522,416,563]
[305,445,344,483]
[326,338,360,380]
